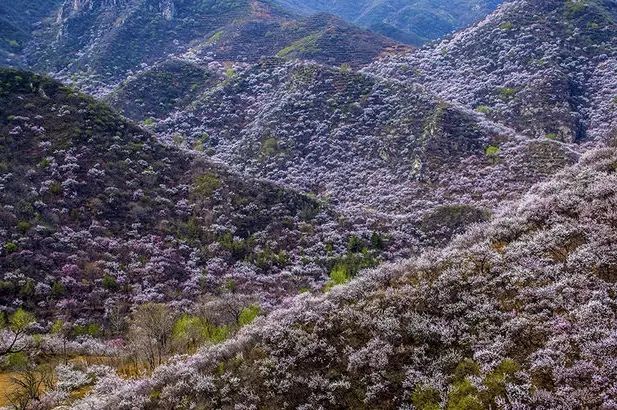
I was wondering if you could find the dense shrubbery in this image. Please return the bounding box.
[154,58,579,254]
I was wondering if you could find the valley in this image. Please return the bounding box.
[1,0,617,409]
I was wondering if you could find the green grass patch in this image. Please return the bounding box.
[193,172,221,198]
[499,21,514,30]
[277,33,321,58]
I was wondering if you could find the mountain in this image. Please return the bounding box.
[272,0,504,44]
[0,68,393,323]
[369,0,617,143]
[184,12,401,67]
[24,0,399,96]
[76,145,617,409]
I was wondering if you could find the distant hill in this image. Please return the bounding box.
[0,0,63,66]
[272,0,503,45]
[23,0,399,95]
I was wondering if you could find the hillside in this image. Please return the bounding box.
[152,59,579,246]
[104,59,219,121]
[185,12,401,67]
[0,68,393,324]
[76,144,617,409]
[62,1,617,407]
[24,0,398,96]
[272,0,503,44]
[369,0,617,143]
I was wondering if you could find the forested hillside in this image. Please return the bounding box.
[369,0,617,142]
[76,145,617,409]
[0,68,391,323]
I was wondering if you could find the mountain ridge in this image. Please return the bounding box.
[272,0,504,45]
[23,0,401,96]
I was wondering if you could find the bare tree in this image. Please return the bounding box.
[0,308,35,359]
[128,303,175,371]
[7,364,55,410]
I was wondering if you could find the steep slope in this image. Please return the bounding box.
[0,68,389,323]
[369,0,617,143]
[156,59,579,244]
[272,0,503,44]
[0,0,63,66]
[24,0,398,96]
[77,145,617,409]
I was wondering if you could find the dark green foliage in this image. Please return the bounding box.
[51,281,65,298]
[475,105,491,114]
[479,359,520,406]
[238,305,261,326]
[370,232,385,250]
[447,379,481,410]
[4,351,29,370]
[498,87,517,100]
[16,221,31,233]
[73,323,102,338]
[19,280,34,297]
[218,232,252,260]
[193,172,221,198]
[347,235,365,253]
[420,205,490,244]
[4,241,17,254]
[453,359,481,382]
[252,248,289,269]
[485,145,501,163]
[102,274,119,291]
[260,137,281,157]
